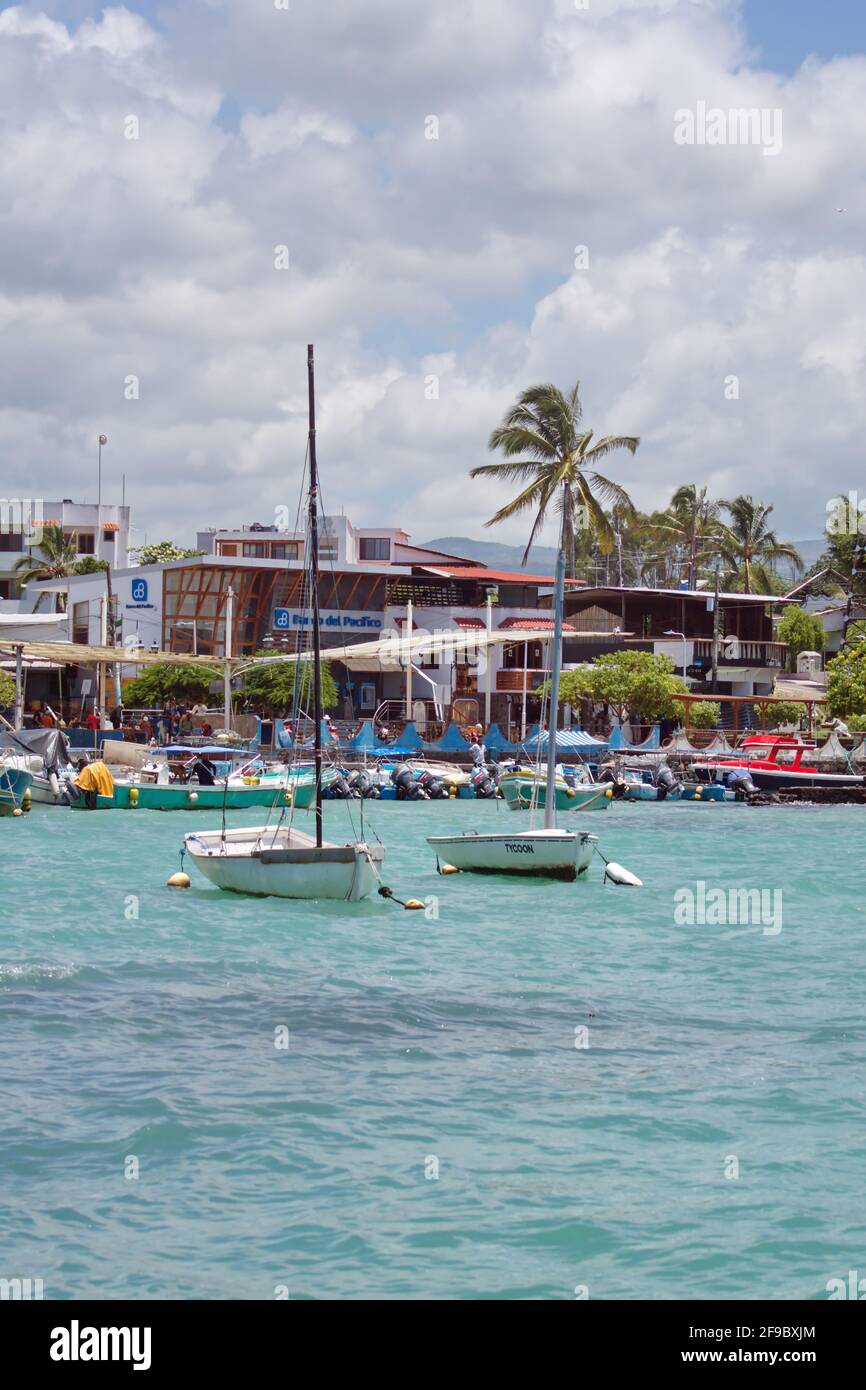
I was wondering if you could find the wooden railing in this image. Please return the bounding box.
[693,640,787,668]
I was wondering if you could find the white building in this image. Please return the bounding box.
[0,498,130,607]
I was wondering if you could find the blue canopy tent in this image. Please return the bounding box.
[274,718,338,749]
[482,722,518,755]
[520,728,609,754]
[423,721,471,752]
[393,720,425,752]
[339,719,382,753]
[607,723,660,752]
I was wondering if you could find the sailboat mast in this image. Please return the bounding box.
[543,484,568,830]
[307,343,324,849]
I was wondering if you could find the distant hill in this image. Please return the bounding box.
[423,535,559,573]
[425,535,828,584]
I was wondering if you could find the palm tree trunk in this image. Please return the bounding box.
[565,488,575,580]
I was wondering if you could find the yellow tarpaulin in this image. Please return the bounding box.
[75,761,115,796]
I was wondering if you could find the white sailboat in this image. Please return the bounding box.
[427,483,601,882]
[184,345,385,902]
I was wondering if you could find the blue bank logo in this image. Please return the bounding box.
[131,578,148,603]
[274,608,290,629]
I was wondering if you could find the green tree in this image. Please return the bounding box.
[129,542,206,565]
[802,495,866,601]
[73,556,109,575]
[549,650,687,725]
[239,652,338,714]
[776,606,824,670]
[12,524,79,610]
[686,700,721,729]
[763,700,803,728]
[121,664,218,707]
[0,670,15,708]
[713,496,802,594]
[826,639,866,719]
[469,381,639,577]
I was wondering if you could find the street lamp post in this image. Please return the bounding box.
[664,629,688,682]
[97,434,107,562]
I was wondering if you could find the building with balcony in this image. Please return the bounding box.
[558,585,794,696]
[0,498,130,605]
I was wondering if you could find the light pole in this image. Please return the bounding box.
[97,434,107,562]
[664,629,688,682]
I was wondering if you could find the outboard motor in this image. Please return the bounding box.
[391,764,428,800]
[417,769,448,799]
[348,770,380,799]
[656,763,683,801]
[470,767,497,798]
[325,773,357,799]
[725,767,757,799]
[597,763,628,799]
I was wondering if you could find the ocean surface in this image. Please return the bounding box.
[1,796,864,1301]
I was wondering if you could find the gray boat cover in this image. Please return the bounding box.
[0,726,72,772]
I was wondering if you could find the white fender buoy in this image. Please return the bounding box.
[188,791,199,804]
[49,771,60,798]
[605,862,643,888]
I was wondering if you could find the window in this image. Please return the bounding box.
[102,529,115,545]
[0,532,22,552]
[73,601,89,645]
[271,542,301,561]
[359,537,390,562]
[71,531,94,555]
[218,543,239,556]
[243,542,266,558]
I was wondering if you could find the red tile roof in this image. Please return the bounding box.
[500,618,576,632]
[453,616,486,629]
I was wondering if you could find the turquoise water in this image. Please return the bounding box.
[1,797,864,1301]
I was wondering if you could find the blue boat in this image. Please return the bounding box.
[0,761,33,815]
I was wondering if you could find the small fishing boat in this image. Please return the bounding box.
[0,754,33,816]
[692,735,866,792]
[0,728,76,804]
[499,766,612,812]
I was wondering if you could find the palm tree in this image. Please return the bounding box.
[713,496,802,594]
[469,382,640,578]
[640,484,722,589]
[13,524,79,611]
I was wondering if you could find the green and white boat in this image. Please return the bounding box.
[498,766,612,813]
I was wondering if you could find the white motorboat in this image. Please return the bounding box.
[184,344,387,903]
[427,827,597,880]
[184,824,384,901]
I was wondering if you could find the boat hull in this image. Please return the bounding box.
[185,826,385,900]
[0,766,33,814]
[427,828,597,881]
[499,772,611,813]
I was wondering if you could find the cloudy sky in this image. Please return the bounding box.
[1,0,864,551]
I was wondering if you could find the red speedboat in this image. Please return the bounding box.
[693,735,865,792]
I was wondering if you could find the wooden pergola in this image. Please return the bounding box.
[673,692,825,740]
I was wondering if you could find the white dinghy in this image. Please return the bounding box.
[185,824,384,901]
[428,826,597,881]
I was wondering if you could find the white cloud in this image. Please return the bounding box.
[0,0,864,552]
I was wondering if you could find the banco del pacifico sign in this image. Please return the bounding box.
[273,608,383,632]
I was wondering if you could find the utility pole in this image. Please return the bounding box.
[224,586,235,732]
[710,562,721,693]
[405,598,413,720]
